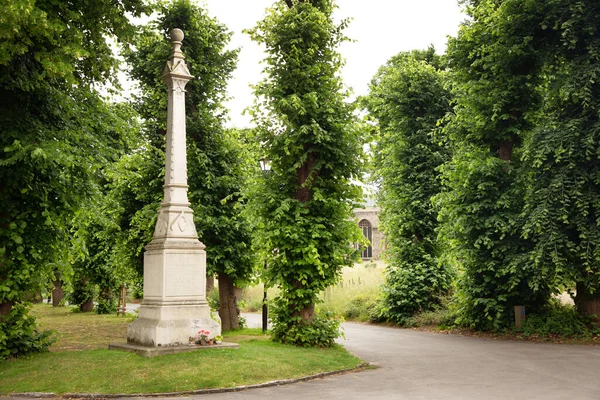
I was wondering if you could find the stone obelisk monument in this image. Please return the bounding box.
[126,28,220,347]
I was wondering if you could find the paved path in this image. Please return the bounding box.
[115,319,600,400]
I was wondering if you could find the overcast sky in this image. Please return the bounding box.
[200,0,466,128]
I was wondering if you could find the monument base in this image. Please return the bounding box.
[127,303,221,347]
[109,341,239,358]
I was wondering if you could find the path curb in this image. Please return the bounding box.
[9,363,371,399]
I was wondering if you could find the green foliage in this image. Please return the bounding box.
[206,287,220,311]
[340,294,382,322]
[437,148,549,329]
[362,48,454,324]
[519,303,594,339]
[270,309,342,348]
[67,103,141,314]
[95,298,117,315]
[247,0,365,346]
[520,0,600,307]
[67,277,96,310]
[0,304,54,359]
[0,0,149,358]
[438,0,600,330]
[438,0,555,330]
[0,0,150,90]
[409,305,456,329]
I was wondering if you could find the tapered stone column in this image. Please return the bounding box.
[126,29,220,347]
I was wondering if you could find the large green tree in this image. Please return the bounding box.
[362,48,453,324]
[120,0,255,330]
[0,0,149,358]
[69,104,141,314]
[520,0,600,318]
[441,0,600,329]
[247,0,365,347]
[439,0,550,330]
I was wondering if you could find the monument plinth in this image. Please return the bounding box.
[125,28,220,347]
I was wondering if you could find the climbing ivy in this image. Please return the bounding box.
[519,0,600,316]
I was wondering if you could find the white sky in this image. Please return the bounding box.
[201,0,466,128]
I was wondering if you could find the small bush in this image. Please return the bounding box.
[0,303,55,359]
[410,307,455,328]
[243,297,264,313]
[238,315,247,329]
[341,294,383,322]
[68,279,96,310]
[131,280,143,300]
[519,303,593,338]
[271,311,343,348]
[95,298,116,314]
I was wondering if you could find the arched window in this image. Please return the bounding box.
[358,219,373,259]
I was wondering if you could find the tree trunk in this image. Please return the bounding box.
[294,148,317,202]
[0,301,13,319]
[498,140,513,162]
[295,303,315,325]
[80,298,94,313]
[52,280,64,307]
[218,272,239,331]
[575,282,600,321]
[292,280,315,325]
[293,147,318,324]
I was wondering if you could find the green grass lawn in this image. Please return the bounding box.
[0,305,363,395]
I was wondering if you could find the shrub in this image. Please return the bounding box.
[341,294,383,322]
[519,303,593,338]
[271,310,343,348]
[95,298,116,315]
[0,304,54,359]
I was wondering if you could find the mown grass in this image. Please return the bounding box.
[0,305,363,395]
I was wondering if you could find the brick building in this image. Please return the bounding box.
[354,207,384,260]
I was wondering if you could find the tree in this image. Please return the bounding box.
[442,0,600,329]
[247,0,365,346]
[0,0,149,357]
[519,0,600,318]
[121,0,255,330]
[362,48,454,324]
[69,103,141,314]
[439,0,551,330]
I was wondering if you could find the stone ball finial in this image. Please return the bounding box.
[170,28,184,42]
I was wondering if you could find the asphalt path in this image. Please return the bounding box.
[114,316,600,400]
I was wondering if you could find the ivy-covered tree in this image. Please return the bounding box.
[120,0,255,330]
[520,0,600,318]
[247,0,365,347]
[362,48,453,324]
[437,0,551,330]
[441,0,600,329]
[0,0,149,358]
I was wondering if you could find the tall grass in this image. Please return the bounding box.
[241,261,386,322]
